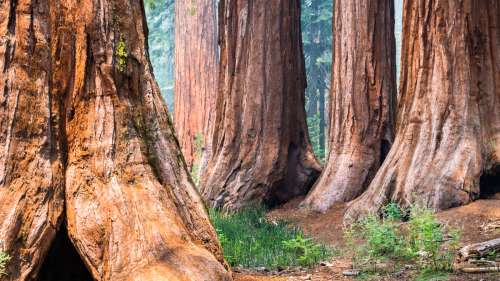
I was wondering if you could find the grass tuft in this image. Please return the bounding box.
[210,207,333,269]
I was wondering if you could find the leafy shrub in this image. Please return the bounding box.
[282,234,325,266]
[344,204,461,274]
[406,206,461,271]
[0,251,10,277]
[345,214,404,268]
[382,202,405,221]
[210,207,333,268]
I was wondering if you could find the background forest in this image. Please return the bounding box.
[145,0,404,162]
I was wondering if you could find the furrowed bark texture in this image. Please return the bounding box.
[0,0,231,280]
[345,0,500,222]
[200,0,322,210]
[174,0,218,170]
[0,0,65,279]
[301,0,397,212]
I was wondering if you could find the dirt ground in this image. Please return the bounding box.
[235,197,500,281]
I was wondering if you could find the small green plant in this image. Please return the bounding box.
[0,251,10,277]
[282,234,324,266]
[345,204,461,277]
[210,207,333,268]
[115,36,128,72]
[345,214,404,268]
[486,250,498,261]
[406,206,461,271]
[382,202,404,221]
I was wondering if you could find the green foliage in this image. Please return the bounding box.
[406,206,461,271]
[345,214,404,268]
[307,112,325,162]
[301,0,333,162]
[210,207,333,268]
[115,36,128,72]
[282,234,325,266]
[382,202,405,221]
[0,251,10,277]
[345,204,461,276]
[144,0,175,109]
[414,269,449,281]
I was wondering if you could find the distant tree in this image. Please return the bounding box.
[201,0,322,210]
[301,0,334,162]
[174,0,219,171]
[302,0,397,212]
[145,0,175,109]
[345,0,500,221]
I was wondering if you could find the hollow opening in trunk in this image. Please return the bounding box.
[36,224,93,281]
[479,168,500,199]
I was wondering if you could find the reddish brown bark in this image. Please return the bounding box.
[200,0,322,210]
[0,0,65,278]
[0,0,231,280]
[174,0,219,170]
[345,0,500,221]
[301,0,396,212]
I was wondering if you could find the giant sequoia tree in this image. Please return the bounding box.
[345,0,500,221]
[174,0,218,170]
[200,0,322,210]
[301,0,396,212]
[0,0,231,280]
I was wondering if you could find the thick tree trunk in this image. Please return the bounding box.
[0,0,231,280]
[200,0,322,210]
[0,0,65,279]
[174,0,218,170]
[301,0,396,212]
[345,0,500,221]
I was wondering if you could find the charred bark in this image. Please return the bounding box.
[0,0,231,280]
[200,0,322,210]
[345,0,500,221]
[301,0,396,212]
[174,0,219,170]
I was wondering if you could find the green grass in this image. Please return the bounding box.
[414,269,449,281]
[345,203,461,280]
[210,207,333,269]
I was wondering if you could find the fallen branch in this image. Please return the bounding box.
[460,266,500,273]
[458,238,500,262]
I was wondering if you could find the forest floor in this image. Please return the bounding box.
[234,196,500,281]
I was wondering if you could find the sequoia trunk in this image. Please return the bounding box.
[301,0,396,212]
[345,0,500,221]
[0,0,65,278]
[174,0,219,171]
[200,0,322,210]
[0,0,231,280]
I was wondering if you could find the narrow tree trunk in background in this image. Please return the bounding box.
[200,0,322,210]
[0,1,65,278]
[301,0,396,212]
[174,0,219,170]
[0,0,231,280]
[345,0,500,222]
